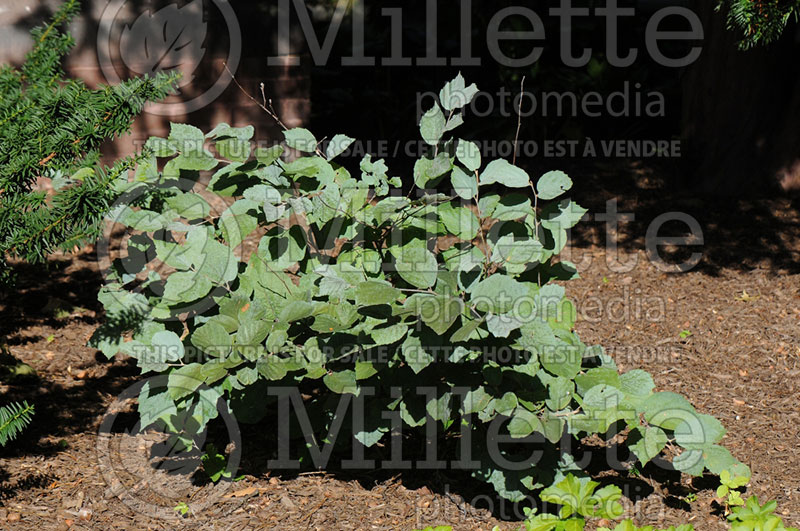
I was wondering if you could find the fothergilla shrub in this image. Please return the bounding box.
[91,75,749,502]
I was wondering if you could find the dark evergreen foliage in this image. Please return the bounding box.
[0,401,34,446]
[721,0,800,49]
[0,0,177,283]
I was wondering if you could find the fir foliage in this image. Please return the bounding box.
[720,0,800,49]
[0,401,34,446]
[0,0,178,283]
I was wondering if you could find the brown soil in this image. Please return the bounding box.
[1,163,799,530]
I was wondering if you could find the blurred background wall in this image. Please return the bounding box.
[2,0,799,195]
[0,0,311,161]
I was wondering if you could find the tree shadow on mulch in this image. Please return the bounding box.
[0,471,57,501]
[1,253,141,458]
[218,414,693,522]
[528,158,800,277]
[1,256,103,333]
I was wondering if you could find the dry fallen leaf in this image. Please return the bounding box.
[223,486,260,498]
[735,290,759,302]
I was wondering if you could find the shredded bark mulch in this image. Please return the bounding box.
[2,164,799,530]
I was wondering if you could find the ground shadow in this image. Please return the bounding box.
[531,158,800,277]
[0,252,141,456]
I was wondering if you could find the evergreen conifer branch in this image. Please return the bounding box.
[0,401,35,446]
[719,0,800,49]
[0,0,178,284]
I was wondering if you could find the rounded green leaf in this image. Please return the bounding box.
[541,199,587,231]
[279,301,314,322]
[456,139,481,172]
[257,356,288,380]
[539,342,582,380]
[323,370,358,395]
[207,123,254,140]
[628,426,668,465]
[219,200,259,249]
[166,193,211,219]
[701,445,736,475]
[401,334,434,374]
[255,145,284,166]
[492,193,533,221]
[405,294,463,335]
[355,281,402,307]
[162,271,212,304]
[168,363,203,400]
[146,136,176,157]
[391,244,438,289]
[169,123,204,146]
[494,392,519,416]
[150,330,185,362]
[673,448,705,476]
[420,105,446,146]
[355,361,378,381]
[537,170,573,200]
[283,128,318,152]
[574,368,620,396]
[674,413,726,449]
[471,275,527,314]
[438,204,480,241]
[450,317,483,343]
[508,409,542,438]
[480,159,530,188]
[545,376,575,411]
[236,366,259,386]
[461,386,492,415]
[490,235,546,273]
[618,370,656,398]
[439,73,479,111]
[581,384,634,432]
[371,323,409,346]
[191,321,232,357]
[640,392,697,431]
[451,165,477,200]
[325,134,355,159]
[236,320,270,348]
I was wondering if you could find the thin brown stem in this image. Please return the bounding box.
[513,76,526,165]
[224,63,327,159]
[473,169,490,264]
[224,63,285,130]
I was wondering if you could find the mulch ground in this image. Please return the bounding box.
[1,162,799,530]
